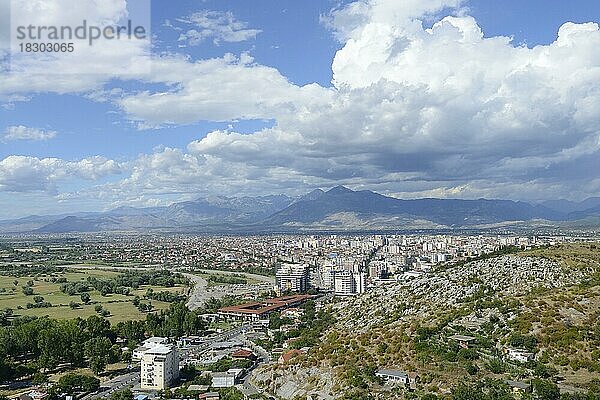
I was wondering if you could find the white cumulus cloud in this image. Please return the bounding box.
[3,125,57,141]
[0,155,123,193]
[177,10,261,46]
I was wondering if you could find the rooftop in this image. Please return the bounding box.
[376,369,408,378]
[505,380,532,389]
[144,344,175,355]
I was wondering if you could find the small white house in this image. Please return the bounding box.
[211,372,235,388]
[505,348,535,363]
[375,369,409,384]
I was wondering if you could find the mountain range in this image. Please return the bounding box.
[1,186,599,233]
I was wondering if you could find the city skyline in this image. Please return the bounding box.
[1,0,599,220]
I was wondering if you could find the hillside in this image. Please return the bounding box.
[254,243,600,399]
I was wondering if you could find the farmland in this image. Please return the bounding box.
[0,267,189,323]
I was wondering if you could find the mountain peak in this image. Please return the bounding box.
[327,185,354,194]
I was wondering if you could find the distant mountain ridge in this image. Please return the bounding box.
[263,186,563,228]
[1,186,598,233]
[542,197,600,214]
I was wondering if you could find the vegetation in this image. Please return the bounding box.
[0,302,206,383]
[0,268,188,322]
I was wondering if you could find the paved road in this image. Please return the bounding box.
[238,340,271,397]
[82,370,140,400]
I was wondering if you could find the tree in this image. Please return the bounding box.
[84,337,113,375]
[0,357,15,382]
[37,325,66,370]
[84,315,111,338]
[113,320,146,343]
[451,384,486,400]
[80,292,91,304]
[22,287,34,296]
[57,373,100,393]
[220,387,245,400]
[532,379,560,400]
[32,372,48,385]
[110,388,134,400]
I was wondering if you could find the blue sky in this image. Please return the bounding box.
[0,0,599,218]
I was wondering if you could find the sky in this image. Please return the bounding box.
[0,0,599,219]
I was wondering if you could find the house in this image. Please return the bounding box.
[504,347,535,363]
[230,349,256,361]
[375,369,409,384]
[448,334,477,349]
[186,385,209,393]
[211,372,235,388]
[505,380,532,395]
[227,368,244,380]
[407,372,420,390]
[281,307,304,320]
[278,349,305,364]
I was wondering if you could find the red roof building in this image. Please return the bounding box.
[278,349,305,364]
[230,349,256,360]
[218,294,314,321]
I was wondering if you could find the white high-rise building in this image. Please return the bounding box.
[354,272,367,294]
[276,263,310,293]
[333,270,367,296]
[139,340,179,390]
[334,270,355,295]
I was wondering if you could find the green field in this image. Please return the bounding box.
[0,269,188,322]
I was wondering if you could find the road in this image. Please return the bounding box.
[238,338,271,397]
[82,370,140,400]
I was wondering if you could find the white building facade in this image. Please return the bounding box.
[139,341,179,390]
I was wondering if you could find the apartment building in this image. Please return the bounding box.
[276,263,310,293]
[333,270,367,296]
[140,341,179,390]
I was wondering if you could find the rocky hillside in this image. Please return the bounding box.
[252,244,600,399]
